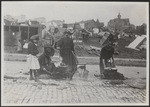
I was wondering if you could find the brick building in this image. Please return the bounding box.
[107,13,130,33]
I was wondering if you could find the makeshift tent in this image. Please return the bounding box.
[126,35,146,50]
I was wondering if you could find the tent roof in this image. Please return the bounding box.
[126,35,146,50]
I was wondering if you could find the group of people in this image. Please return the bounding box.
[27,24,117,82]
[27,27,77,82]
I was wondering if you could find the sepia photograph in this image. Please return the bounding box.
[1,1,149,106]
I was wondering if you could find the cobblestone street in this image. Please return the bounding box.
[2,61,147,106]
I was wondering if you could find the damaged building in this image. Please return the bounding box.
[107,13,131,33]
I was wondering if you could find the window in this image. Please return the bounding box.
[29,27,38,38]
[10,26,19,32]
[4,25,9,31]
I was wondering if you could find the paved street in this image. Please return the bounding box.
[2,77,147,105]
[2,61,148,106]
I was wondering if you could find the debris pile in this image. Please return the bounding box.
[103,68,125,80]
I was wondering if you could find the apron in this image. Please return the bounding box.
[27,54,40,70]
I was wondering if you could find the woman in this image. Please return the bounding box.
[57,30,77,80]
[27,35,40,82]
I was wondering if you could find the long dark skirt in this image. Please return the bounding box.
[60,49,77,67]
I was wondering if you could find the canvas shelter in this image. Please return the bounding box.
[126,35,146,50]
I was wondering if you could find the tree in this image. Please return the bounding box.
[135,23,146,35]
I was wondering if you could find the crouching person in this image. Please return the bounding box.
[38,46,55,78]
[37,46,71,80]
[28,35,40,82]
[99,41,115,75]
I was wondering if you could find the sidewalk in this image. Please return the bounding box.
[4,53,146,61]
[3,53,146,67]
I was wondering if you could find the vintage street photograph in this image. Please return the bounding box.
[1,1,149,106]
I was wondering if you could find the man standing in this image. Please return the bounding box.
[99,41,115,75]
[57,30,77,80]
[42,27,55,47]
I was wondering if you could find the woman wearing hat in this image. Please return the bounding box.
[27,35,40,82]
[56,30,77,80]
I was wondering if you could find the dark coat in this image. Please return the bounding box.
[28,41,39,56]
[38,53,51,67]
[38,52,55,74]
[57,36,76,66]
[99,45,115,74]
[100,45,114,60]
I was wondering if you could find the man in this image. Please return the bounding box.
[57,30,77,80]
[99,41,115,75]
[42,27,55,47]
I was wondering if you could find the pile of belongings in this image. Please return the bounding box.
[103,59,125,80]
[38,59,72,80]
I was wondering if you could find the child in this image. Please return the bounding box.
[27,35,40,82]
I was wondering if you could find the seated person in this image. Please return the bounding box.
[38,46,72,79]
[38,46,55,76]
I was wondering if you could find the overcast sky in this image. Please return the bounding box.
[2,1,149,26]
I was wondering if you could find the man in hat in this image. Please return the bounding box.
[99,41,115,75]
[42,25,55,47]
[27,34,40,82]
[56,30,77,80]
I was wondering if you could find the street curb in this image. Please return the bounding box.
[3,53,146,67]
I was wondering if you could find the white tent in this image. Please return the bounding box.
[126,35,146,50]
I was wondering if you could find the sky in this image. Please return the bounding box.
[2,1,149,26]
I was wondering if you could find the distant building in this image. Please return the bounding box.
[66,23,74,29]
[78,19,104,34]
[81,19,98,32]
[135,23,147,35]
[4,15,18,25]
[80,22,85,29]
[34,17,46,24]
[28,19,40,26]
[14,15,26,23]
[96,19,104,29]
[50,20,65,27]
[4,15,16,21]
[73,23,82,31]
[107,13,130,33]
